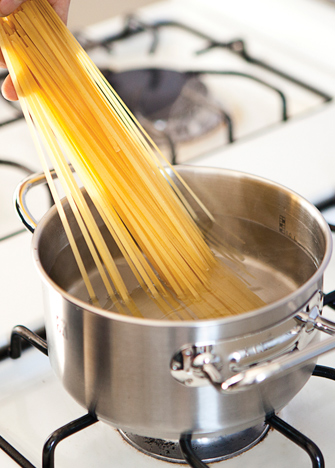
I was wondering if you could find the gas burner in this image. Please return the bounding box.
[101,68,227,164]
[75,14,334,164]
[119,423,269,463]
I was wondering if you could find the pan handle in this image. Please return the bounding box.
[14,170,54,233]
[14,168,64,233]
[170,291,335,393]
[201,303,335,393]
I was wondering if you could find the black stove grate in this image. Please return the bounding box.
[266,413,324,468]
[0,325,333,467]
[0,16,332,164]
[42,414,98,468]
[315,197,335,234]
[81,16,332,165]
[75,15,333,106]
[179,370,333,468]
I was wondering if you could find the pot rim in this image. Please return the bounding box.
[31,167,333,330]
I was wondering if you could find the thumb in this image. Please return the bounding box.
[2,74,18,101]
[0,0,26,16]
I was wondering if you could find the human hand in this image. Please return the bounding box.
[0,0,71,100]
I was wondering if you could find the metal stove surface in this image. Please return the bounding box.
[1,0,335,466]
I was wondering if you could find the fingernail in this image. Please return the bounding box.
[0,0,25,17]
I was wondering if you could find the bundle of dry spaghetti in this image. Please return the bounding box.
[0,0,265,320]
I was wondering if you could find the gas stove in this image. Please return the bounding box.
[1,0,335,466]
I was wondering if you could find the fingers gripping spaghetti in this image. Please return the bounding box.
[0,0,265,320]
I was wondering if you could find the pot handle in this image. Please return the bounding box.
[201,304,335,394]
[14,169,57,233]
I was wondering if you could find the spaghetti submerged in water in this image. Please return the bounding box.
[0,0,264,320]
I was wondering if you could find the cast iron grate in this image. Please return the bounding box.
[315,197,335,233]
[0,323,334,467]
[0,16,332,164]
[77,14,332,105]
[80,16,332,165]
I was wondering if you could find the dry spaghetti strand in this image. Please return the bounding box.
[0,0,265,320]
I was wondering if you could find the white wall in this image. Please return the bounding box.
[67,0,156,30]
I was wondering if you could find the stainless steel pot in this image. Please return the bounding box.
[15,166,335,440]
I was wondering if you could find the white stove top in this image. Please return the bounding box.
[1,0,335,466]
